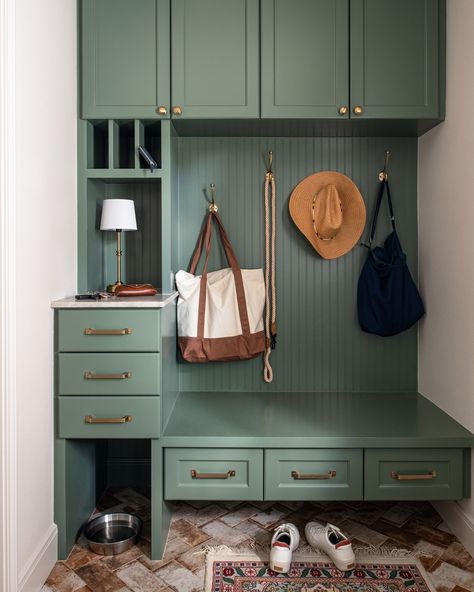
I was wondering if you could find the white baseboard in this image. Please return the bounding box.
[18,524,57,592]
[433,501,474,557]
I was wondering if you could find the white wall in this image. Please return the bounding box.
[14,0,77,588]
[418,0,474,553]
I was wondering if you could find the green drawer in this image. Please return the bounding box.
[265,449,363,501]
[164,448,263,501]
[364,449,464,501]
[57,309,161,352]
[58,353,160,396]
[58,396,160,438]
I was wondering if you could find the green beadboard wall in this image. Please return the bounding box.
[175,136,419,392]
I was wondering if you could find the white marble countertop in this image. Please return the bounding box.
[51,293,178,309]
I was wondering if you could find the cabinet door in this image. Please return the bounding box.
[81,0,170,119]
[171,0,259,118]
[261,0,349,119]
[350,0,441,119]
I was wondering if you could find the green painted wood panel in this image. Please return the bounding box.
[57,309,161,352]
[55,439,96,559]
[58,396,161,438]
[364,448,464,500]
[171,0,259,118]
[164,448,264,500]
[176,137,418,392]
[261,0,349,118]
[265,449,363,501]
[350,0,441,119]
[151,439,173,559]
[58,353,161,396]
[163,392,474,448]
[81,0,170,119]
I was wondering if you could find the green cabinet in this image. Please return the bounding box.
[261,0,443,120]
[350,0,441,119]
[261,0,349,119]
[81,0,444,122]
[171,0,260,118]
[81,0,170,119]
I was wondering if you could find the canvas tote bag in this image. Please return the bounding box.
[357,179,425,337]
[176,211,265,363]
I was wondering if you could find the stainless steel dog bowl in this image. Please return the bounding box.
[83,512,142,556]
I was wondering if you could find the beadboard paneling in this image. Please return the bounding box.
[176,137,418,392]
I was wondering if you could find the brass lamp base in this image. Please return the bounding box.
[107,281,123,294]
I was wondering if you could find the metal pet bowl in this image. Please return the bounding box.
[83,512,142,556]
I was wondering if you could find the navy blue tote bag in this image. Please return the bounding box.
[357,180,424,337]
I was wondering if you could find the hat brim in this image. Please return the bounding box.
[289,171,366,259]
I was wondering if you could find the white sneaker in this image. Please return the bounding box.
[269,523,300,573]
[305,521,355,571]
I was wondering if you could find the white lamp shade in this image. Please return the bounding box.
[100,199,137,231]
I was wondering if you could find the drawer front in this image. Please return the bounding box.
[164,448,263,501]
[57,309,161,352]
[364,449,464,501]
[58,353,161,396]
[265,449,363,501]
[58,396,160,438]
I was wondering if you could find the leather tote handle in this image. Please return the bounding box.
[192,212,250,339]
[368,180,396,247]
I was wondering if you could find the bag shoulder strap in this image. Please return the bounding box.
[189,212,240,274]
[189,211,251,339]
[368,180,396,247]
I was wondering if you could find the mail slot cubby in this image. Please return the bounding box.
[84,120,162,171]
[112,120,135,169]
[86,120,109,169]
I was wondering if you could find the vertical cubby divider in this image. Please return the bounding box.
[134,120,145,169]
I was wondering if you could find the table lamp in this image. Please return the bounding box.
[100,199,137,293]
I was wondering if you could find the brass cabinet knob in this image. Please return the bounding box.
[338,106,348,116]
[172,106,182,116]
[156,105,167,115]
[353,105,363,115]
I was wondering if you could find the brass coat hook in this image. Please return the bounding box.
[209,183,218,213]
[378,150,390,181]
[266,151,273,179]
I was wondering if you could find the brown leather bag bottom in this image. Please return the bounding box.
[179,331,265,363]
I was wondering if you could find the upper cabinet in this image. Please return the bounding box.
[350,0,441,119]
[261,0,349,119]
[171,0,259,118]
[81,0,170,119]
[261,0,442,120]
[80,0,445,124]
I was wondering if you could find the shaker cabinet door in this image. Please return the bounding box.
[350,0,441,119]
[81,0,170,119]
[261,0,349,119]
[171,0,260,118]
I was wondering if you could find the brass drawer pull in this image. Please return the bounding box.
[291,470,337,480]
[190,469,236,480]
[391,470,437,481]
[85,415,133,424]
[84,328,132,336]
[84,371,131,380]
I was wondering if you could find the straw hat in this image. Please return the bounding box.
[289,171,366,259]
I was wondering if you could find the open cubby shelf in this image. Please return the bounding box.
[85,179,162,292]
[85,119,162,176]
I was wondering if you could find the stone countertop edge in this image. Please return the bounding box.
[51,292,178,309]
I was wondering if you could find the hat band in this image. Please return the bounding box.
[312,195,343,241]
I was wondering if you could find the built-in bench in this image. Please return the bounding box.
[161,391,472,504]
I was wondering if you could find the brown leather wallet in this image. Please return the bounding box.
[115,283,158,297]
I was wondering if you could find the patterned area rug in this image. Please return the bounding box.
[205,549,436,592]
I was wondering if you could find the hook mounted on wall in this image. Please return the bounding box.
[208,183,218,213]
[378,150,390,182]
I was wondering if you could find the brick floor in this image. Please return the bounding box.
[43,490,474,592]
